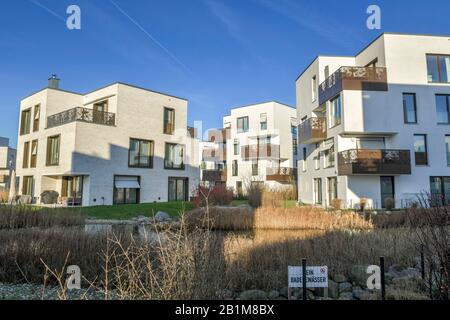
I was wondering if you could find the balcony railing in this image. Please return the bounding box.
[298,117,327,144]
[202,169,227,182]
[241,143,280,160]
[319,66,388,104]
[266,167,297,182]
[338,149,411,175]
[47,107,116,128]
[202,148,226,161]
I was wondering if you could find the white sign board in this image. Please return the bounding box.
[288,266,328,288]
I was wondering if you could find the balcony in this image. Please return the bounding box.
[338,149,411,175]
[319,66,388,104]
[187,126,197,138]
[266,167,297,182]
[241,143,280,160]
[208,128,231,143]
[202,148,226,161]
[47,107,116,129]
[298,117,327,144]
[202,169,227,182]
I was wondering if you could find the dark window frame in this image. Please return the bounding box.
[33,104,40,132]
[163,107,175,135]
[113,175,140,205]
[128,138,154,169]
[30,139,38,168]
[445,135,450,166]
[22,176,33,196]
[20,108,31,135]
[232,160,238,176]
[427,54,450,83]
[414,134,428,166]
[46,135,61,167]
[168,177,189,202]
[22,141,30,169]
[402,93,418,124]
[435,94,450,124]
[237,116,249,133]
[251,159,258,176]
[164,142,185,170]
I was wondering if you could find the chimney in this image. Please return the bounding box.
[48,74,60,89]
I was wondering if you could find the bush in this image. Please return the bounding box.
[247,184,264,208]
[359,198,368,211]
[192,185,233,208]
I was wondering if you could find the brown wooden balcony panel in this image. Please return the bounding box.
[202,148,226,161]
[338,149,411,175]
[266,167,297,182]
[298,117,327,144]
[208,128,231,143]
[319,66,388,104]
[202,169,227,182]
[241,143,280,160]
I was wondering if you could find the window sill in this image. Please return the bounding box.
[164,167,185,171]
[128,165,153,169]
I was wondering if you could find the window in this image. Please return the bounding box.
[237,116,249,133]
[46,135,60,166]
[233,139,240,155]
[33,104,40,132]
[260,113,267,130]
[356,137,385,149]
[312,75,317,102]
[403,93,417,124]
[430,177,450,206]
[22,176,34,196]
[314,178,322,205]
[114,176,140,204]
[252,160,258,176]
[22,141,30,168]
[324,145,335,168]
[168,177,188,201]
[164,107,175,135]
[20,109,31,135]
[427,54,450,83]
[291,125,297,136]
[61,176,83,206]
[165,143,185,170]
[328,177,338,205]
[414,134,428,166]
[292,138,298,156]
[232,160,238,176]
[129,138,154,168]
[329,95,342,128]
[30,140,38,168]
[435,95,450,124]
[445,135,450,166]
[302,147,307,172]
[93,100,108,124]
[314,154,320,170]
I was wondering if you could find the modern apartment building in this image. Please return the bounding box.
[296,33,450,209]
[16,77,200,206]
[0,137,16,189]
[222,101,298,195]
[200,128,230,187]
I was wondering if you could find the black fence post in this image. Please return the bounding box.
[421,245,425,280]
[380,256,386,300]
[302,258,307,301]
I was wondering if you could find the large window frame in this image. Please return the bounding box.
[128,138,154,168]
[46,135,60,166]
[402,93,418,124]
[30,139,38,168]
[232,160,238,176]
[113,175,140,205]
[445,135,450,166]
[328,95,342,128]
[22,176,34,196]
[427,54,450,83]
[163,107,175,135]
[414,134,428,166]
[20,108,31,135]
[237,116,249,133]
[435,94,450,124]
[164,143,185,170]
[33,104,40,132]
[22,141,30,168]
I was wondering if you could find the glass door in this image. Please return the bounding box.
[168,178,188,201]
[430,177,450,206]
[314,178,322,205]
[380,176,395,209]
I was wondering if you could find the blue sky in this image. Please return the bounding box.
[1,0,449,147]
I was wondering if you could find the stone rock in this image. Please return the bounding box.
[384,272,394,285]
[293,290,314,300]
[267,290,279,300]
[349,265,369,287]
[239,290,267,300]
[333,274,347,283]
[352,287,365,300]
[339,292,354,300]
[328,280,339,299]
[215,289,233,299]
[388,264,403,277]
[154,211,171,222]
[136,215,151,224]
[279,287,289,298]
[338,282,352,293]
[399,267,421,279]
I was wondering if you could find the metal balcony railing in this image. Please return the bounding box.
[47,107,116,128]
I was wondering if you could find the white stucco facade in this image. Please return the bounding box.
[0,137,16,189]
[296,33,450,209]
[16,81,200,206]
[224,101,298,194]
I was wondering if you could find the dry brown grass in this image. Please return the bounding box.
[0,205,84,229]
[0,189,9,203]
[254,206,373,230]
[185,206,254,230]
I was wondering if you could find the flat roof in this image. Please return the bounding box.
[230,100,295,111]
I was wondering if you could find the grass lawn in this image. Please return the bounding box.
[69,201,193,220]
